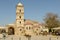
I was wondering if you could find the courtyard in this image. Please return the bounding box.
[0,35,60,40]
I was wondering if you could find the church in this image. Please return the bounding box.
[0,2,44,36]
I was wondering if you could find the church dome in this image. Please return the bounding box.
[17,2,23,6]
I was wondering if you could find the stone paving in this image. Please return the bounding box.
[0,35,60,40]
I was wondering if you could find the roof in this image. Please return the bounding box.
[0,27,6,29]
[52,27,60,29]
[17,2,23,6]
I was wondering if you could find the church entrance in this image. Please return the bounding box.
[8,27,14,35]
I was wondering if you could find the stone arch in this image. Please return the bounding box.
[8,27,15,35]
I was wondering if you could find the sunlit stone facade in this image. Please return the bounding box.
[0,2,43,36]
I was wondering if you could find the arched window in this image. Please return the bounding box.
[29,27,31,30]
[20,10,21,12]
[19,21,21,24]
[26,26,31,30]
[20,29,22,31]
[26,27,28,30]
[1,29,6,33]
[19,16,21,18]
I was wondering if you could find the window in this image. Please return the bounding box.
[20,29,22,31]
[20,10,21,12]
[26,27,28,30]
[26,26,32,30]
[19,16,21,18]
[29,27,30,30]
[20,21,21,24]
[24,19,26,21]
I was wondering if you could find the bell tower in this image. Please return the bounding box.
[15,2,24,35]
[16,2,24,27]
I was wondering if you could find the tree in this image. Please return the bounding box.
[44,13,60,32]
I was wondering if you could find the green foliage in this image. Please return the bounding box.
[44,13,60,29]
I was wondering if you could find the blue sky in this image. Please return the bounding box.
[0,0,60,26]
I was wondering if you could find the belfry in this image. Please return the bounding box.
[15,2,24,35]
[16,2,24,27]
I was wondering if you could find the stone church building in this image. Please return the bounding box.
[0,2,43,36]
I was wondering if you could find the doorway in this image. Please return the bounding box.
[8,27,14,35]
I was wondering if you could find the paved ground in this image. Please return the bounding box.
[0,35,60,40]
